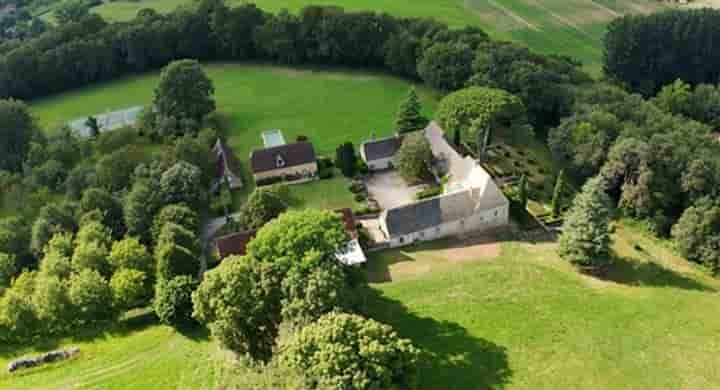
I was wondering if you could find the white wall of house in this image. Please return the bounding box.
[380,204,509,248]
[365,157,394,171]
[253,162,318,181]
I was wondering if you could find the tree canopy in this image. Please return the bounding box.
[154,59,215,134]
[281,312,421,390]
[0,99,39,173]
[395,88,428,133]
[436,87,527,143]
[395,133,433,183]
[558,177,612,268]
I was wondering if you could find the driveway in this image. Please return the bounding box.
[365,170,428,210]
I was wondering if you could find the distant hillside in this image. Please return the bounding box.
[91,0,664,74]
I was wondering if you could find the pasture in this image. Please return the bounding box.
[91,0,665,73]
[3,223,718,389]
[30,63,438,209]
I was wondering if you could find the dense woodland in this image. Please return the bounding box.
[1,2,720,387]
[605,8,720,96]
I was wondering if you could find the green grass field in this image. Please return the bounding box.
[3,223,718,389]
[91,0,665,74]
[30,62,437,211]
[366,224,720,389]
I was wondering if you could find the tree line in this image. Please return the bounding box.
[604,8,720,96]
[0,0,589,130]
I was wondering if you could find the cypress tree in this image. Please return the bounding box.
[395,88,428,133]
[518,174,528,209]
[335,142,357,177]
[558,177,612,267]
[552,170,565,216]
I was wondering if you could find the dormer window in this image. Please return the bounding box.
[276,155,286,168]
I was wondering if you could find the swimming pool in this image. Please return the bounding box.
[261,129,286,148]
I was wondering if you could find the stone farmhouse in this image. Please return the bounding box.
[250,141,318,183]
[374,122,509,247]
[211,138,243,193]
[360,136,401,171]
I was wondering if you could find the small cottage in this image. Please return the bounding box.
[250,142,318,183]
[212,138,243,192]
[360,136,401,171]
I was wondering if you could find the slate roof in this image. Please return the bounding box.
[215,139,242,178]
[215,230,257,259]
[383,190,476,236]
[250,142,317,173]
[361,137,401,161]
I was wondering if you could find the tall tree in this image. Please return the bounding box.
[395,133,433,183]
[281,312,420,390]
[54,0,90,25]
[558,177,612,268]
[0,99,39,173]
[153,59,215,134]
[417,42,474,91]
[436,87,528,144]
[552,170,565,217]
[335,142,357,178]
[238,186,288,230]
[395,88,428,133]
[518,174,528,209]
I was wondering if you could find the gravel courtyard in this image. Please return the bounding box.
[365,170,429,210]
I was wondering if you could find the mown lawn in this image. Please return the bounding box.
[91,0,665,74]
[0,311,218,390]
[2,223,718,389]
[30,62,437,211]
[366,223,720,389]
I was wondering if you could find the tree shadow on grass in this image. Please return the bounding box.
[364,289,512,390]
[365,249,415,283]
[0,309,210,359]
[593,251,715,292]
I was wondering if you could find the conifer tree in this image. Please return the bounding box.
[395,88,428,133]
[518,174,528,209]
[558,177,612,267]
[552,170,565,216]
[453,128,460,147]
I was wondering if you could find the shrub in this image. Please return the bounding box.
[318,168,333,180]
[255,176,283,186]
[415,186,443,200]
[317,156,333,170]
[354,193,367,202]
[353,206,380,216]
[348,182,365,193]
[154,276,198,325]
[281,312,421,390]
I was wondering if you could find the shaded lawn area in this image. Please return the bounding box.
[365,223,720,389]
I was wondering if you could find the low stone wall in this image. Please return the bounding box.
[7,347,80,373]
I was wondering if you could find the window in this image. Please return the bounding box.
[276,155,286,168]
[399,237,404,244]
[494,210,498,217]
[435,227,441,233]
[419,231,424,238]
